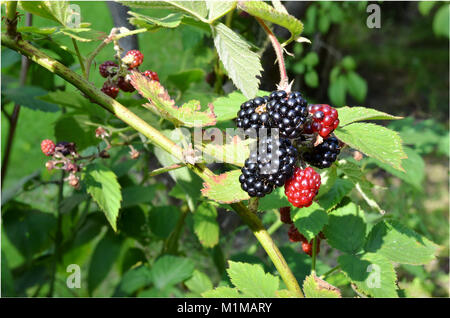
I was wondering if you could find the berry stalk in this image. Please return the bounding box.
[2,34,304,297]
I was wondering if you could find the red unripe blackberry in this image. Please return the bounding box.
[302,238,321,256]
[267,90,309,139]
[117,76,135,92]
[239,137,298,197]
[284,167,321,208]
[304,104,339,138]
[123,50,143,69]
[143,70,159,82]
[99,61,118,78]
[101,82,119,99]
[280,206,293,224]
[303,136,341,169]
[41,139,56,156]
[288,224,307,243]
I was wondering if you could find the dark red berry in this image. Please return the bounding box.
[302,238,321,257]
[99,61,118,78]
[304,104,339,138]
[288,224,307,243]
[101,82,119,99]
[123,50,143,69]
[143,70,159,82]
[41,139,56,156]
[285,167,321,208]
[117,76,135,92]
[280,206,293,224]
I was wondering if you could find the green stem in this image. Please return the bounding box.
[321,265,341,279]
[72,38,86,78]
[1,34,303,298]
[163,206,189,255]
[6,1,18,37]
[311,236,318,274]
[247,215,283,254]
[149,163,185,177]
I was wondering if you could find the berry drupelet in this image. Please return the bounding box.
[239,137,297,197]
[41,139,56,156]
[303,136,341,169]
[99,61,118,78]
[123,50,143,69]
[304,104,339,138]
[267,90,309,139]
[143,70,159,82]
[101,82,120,99]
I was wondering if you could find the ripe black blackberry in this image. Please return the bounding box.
[236,96,271,136]
[239,137,297,197]
[303,136,340,169]
[267,90,309,139]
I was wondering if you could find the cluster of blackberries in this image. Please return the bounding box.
[236,90,342,209]
[99,50,159,99]
[239,138,297,197]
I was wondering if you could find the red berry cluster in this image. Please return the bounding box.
[304,104,339,138]
[285,167,321,208]
[98,50,159,99]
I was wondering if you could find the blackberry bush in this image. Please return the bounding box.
[303,136,341,168]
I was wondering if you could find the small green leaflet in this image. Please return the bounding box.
[128,11,184,30]
[193,202,219,248]
[303,274,341,298]
[237,1,303,46]
[323,201,366,254]
[338,253,398,298]
[203,261,279,298]
[130,72,216,127]
[206,0,237,22]
[292,202,328,241]
[185,270,213,296]
[124,1,208,22]
[364,220,438,265]
[317,178,354,212]
[82,163,122,231]
[338,106,402,127]
[335,122,407,171]
[149,255,195,289]
[212,23,263,99]
[201,170,250,204]
[212,90,270,122]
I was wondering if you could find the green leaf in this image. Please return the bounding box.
[2,205,56,262]
[305,70,319,88]
[202,286,241,298]
[364,220,438,265]
[193,202,219,248]
[338,106,402,127]
[200,135,251,167]
[418,1,436,15]
[150,255,195,289]
[148,206,181,239]
[82,164,122,231]
[292,62,306,74]
[328,75,347,106]
[3,86,59,112]
[201,170,250,204]
[211,90,270,122]
[316,165,337,199]
[345,72,367,103]
[365,147,425,190]
[227,261,279,297]
[292,202,328,241]
[238,1,303,45]
[323,201,366,254]
[20,1,70,26]
[115,265,153,296]
[185,270,213,295]
[433,4,450,38]
[88,230,124,295]
[206,0,237,22]
[122,186,156,208]
[334,123,407,171]
[130,72,216,127]
[338,253,398,298]
[1,250,15,296]
[128,11,184,30]
[303,274,341,298]
[59,27,106,42]
[125,1,208,21]
[317,178,354,212]
[167,69,205,92]
[212,23,263,98]
[303,52,319,66]
[341,56,356,71]
[258,187,291,211]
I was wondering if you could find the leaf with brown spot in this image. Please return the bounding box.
[201,170,250,204]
